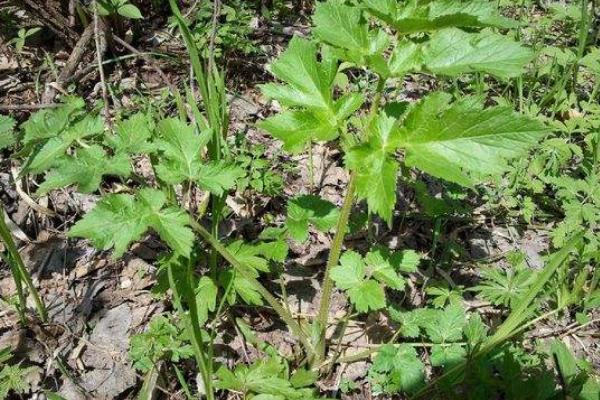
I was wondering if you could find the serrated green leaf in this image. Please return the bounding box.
[0,115,16,150]
[313,1,369,53]
[26,114,104,173]
[330,250,365,289]
[364,0,517,33]
[397,93,549,186]
[348,279,386,312]
[286,195,339,242]
[37,145,131,195]
[423,28,533,78]
[369,344,425,394]
[155,117,204,183]
[68,188,194,257]
[106,112,155,154]
[430,343,466,367]
[196,161,245,195]
[196,276,217,325]
[422,304,465,343]
[345,113,401,222]
[388,308,422,338]
[22,97,85,145]
[260,36,334,110]
[258,110,337,153]
[365,248,405,290]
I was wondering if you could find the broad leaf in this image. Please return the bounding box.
[196,161,245,196]
[260,36,334,111]
[397,93,549,186]
[369,344,425,394]
[423,28,533,78]
[364,0,517,33]
[69,188,194,257]
[259,36,363,152]
[26,114,103,173]
[37,145,131,195]
[345,113,401,222]
[313,1,369,53]
[155,118,205,184]
[0,115,16,150]
[106,112,155,154]
[286,195,340,242]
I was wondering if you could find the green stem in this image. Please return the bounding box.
[189,219,314,354]
[167,262,214,400]
[0,208,47,322]
[314,174,357,364]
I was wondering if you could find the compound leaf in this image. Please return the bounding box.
[196,161,245,196]
[69,188,194,257]
[37,145,131,195]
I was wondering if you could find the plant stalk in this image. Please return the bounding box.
[189,219,314,354]
[0,209,47,322]
[313,174,357,364]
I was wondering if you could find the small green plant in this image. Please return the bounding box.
[97,0,143,19]
[8,27,41,52]
[0,348,36,400]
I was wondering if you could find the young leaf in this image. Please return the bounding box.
[313,1,369,54]
[105,112,155,154]
[68,188,194,257]
[117,3,143,19]
[21,97,85,145]
[196,161,245,196]
[369,344,425,394]
[364,0,516,33]
[331,249,408,313]
[260,36,334,111]
[154,118,242,194]
[423,28,533,79]
[430,343,466,368]
[26,114,104,173]
[421,304,465,343]
[345,113,401,222]
[286,195,340,242]
[396,93,549,186]
[154,117,206,184]
[259,36,363,152]
[0,115,16,150]
[37,145,131,195]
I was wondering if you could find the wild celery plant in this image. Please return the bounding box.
[258,0,548,365]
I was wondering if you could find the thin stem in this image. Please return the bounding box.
[314,174,357,363]
[0,209,47,322]
[167,262,215,400]
[189,219,314,354]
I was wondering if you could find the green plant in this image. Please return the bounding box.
[0,207,47,322]
[0,348,37,399]
[8,26,40,52]
[258,0,547,364]
[97,0,143,19]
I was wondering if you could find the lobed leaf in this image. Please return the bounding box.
[68,188,194,257]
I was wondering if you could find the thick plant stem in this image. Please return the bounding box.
[0,210,47,322]
[314,174,357,364]
[189,219,314,355]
